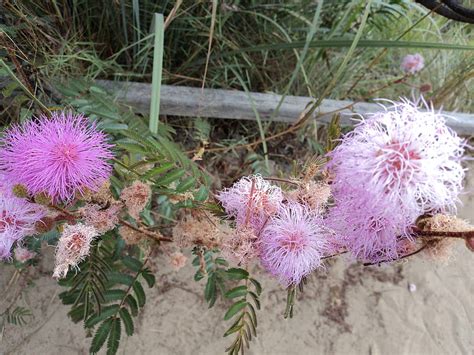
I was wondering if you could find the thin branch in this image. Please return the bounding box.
[363,245,428,266]
[263,177,300,186]
[48,204,172,242]
[412,227,474,239]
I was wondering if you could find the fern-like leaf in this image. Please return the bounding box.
[90,318,113,353]
[106,317,121,355]
[119,308,134,336]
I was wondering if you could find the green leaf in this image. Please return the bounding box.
[247,303,258,329]
[59,290,79,305]
[154,168,185,186]
[215,258,229,267]
[107,272,134,286]
[191,255,200,267]
[90,318,113,353]
[141,269,156,288]
[248,291,260,310]
[117,142,149,154]
[96,122,128,132]
[224,286,248,299]
[132,281,146,307]
[106,317,121,355]
[122,256,143,272]
[223,314,244,337]
[125,295,139,317]
[224,300,247,321]
[250,278,262,296]
[103,289,127,303]
[6,307,32,326]
[176,176,196,193]
[68,304,86,323]
[194,185,209,202]
[204,274,216,305]
[225,268,249,280]
[141,163,174,180]
[85,305,120,328]
[194,270,204,281]
[119,308,134,336]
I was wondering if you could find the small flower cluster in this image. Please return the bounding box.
[214,99,468,284]
[217,175,332,286]
[0,111,116,276]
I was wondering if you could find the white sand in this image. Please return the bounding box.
[1,165,473,355]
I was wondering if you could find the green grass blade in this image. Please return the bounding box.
[271,0,324,119]
[149,13,164,135]
[0,58,50,115]
[230,66,269,172]
[202,0,217,89]
[120,0,129,47]
[216,39,474,59]
[132,0,141,57]
[295,0,372,127]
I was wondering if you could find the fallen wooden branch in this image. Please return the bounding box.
[97,80,474,135]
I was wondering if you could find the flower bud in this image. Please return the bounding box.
[420,83,432,93]
[12,184,29,198]
[35,217,56,234]
[34,192,52,206]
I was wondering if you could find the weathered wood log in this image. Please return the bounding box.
[97,80,474,135]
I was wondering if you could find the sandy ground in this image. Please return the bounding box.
[1,165,473,355]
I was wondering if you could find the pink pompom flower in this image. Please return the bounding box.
[0,196,45,260]
[328,100,465,217]
[326,99,466,262]
[326,192,413,263]
[259,203,328,286]
[217,175,283,234]
[401,53,424,74]
[0,173,14,197]
[53,223,98,278]
[0,111,113,203]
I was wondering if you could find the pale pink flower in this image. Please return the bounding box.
[120,181,152,220]
[328,100,465,218]
[217,175,283,234]
[401,53,424,74]
[53,223,98,278]
[79,202,122,234]
[325,99,466,263]
[222,226,259,266]
[14,246,36,263]
[0,173,13,197]
[326,192,413,263]
[170,252,187,270]
[260,203,328,286]
[0,196,45,260]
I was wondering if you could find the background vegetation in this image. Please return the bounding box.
[1,1,473,353]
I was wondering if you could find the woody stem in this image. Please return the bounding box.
[412,227,474,239]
